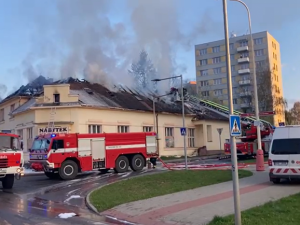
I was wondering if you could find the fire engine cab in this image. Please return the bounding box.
[29,132,158,180]
[0,133,24,189]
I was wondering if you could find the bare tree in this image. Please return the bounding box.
[128,50,158,93]
[291,101,300,124]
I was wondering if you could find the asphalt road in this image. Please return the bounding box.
[0,168,165,225]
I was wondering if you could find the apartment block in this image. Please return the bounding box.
[195,31,284,126]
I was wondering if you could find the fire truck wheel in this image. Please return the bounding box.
[59,160,78,180]
[130,154,145,171]
[2,174,14,189]
[115,156,129,173]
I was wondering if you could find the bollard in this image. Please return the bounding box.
[147,161,152,169]
[256,149,265,171]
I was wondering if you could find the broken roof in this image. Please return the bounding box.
[5,76,227,121]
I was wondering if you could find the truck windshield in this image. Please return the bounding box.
[32,139,51,150]
[271,138,300,155]
[0,135,19,150]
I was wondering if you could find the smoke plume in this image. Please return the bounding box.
[0,84,7,100]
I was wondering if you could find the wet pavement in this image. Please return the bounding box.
[0,169,165,225]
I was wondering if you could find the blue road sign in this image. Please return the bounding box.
[230,115,241,137]
[180,127,186,136]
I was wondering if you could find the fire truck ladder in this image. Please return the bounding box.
[47,107,56,131]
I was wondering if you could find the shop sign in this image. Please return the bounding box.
[39,127,68,134]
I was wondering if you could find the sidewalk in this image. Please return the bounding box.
[101,167,300,225]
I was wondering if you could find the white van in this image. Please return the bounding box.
[268,125,300,184]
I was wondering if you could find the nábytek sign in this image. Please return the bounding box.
[39,127,68,133]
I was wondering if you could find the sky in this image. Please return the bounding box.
[0,0,299,108]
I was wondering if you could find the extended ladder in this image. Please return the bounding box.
[47,107,56,132]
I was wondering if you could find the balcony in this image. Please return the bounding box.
[238,57,250,63]
[237,46,249,52]
[239,79,251,85]
[240,91,252,97]
[241,103,251,108]
[238,68,250,74]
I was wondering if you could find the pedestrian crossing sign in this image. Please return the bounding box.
[230,115,241,137]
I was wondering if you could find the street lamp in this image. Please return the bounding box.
[152,75,188,170]
[230,0,262,151]
[222,0,241,224]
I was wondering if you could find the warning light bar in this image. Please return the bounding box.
[51,134,56,138]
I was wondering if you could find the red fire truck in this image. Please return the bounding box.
[0,133,24,189]
[224,123,273,159]
[29,132,158,180]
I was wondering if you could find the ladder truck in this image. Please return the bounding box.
[0,133,24,189]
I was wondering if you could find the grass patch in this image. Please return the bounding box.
[238,157,268,163]
[90,170,253,212]
[208,192,300,225]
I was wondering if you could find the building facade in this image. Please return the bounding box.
[195,31,284,126]
[0,77,230,161]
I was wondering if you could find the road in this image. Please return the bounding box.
[0,169,164,225]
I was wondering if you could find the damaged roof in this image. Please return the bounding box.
[5,76,228,121]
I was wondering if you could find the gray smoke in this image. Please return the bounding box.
[0,84,7,100]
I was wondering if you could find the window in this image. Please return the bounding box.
[188,128,195,147]
[88,125,102,133]
[143,126,153,132]
[201,91,209,97]
[240,64,249,69]
[213,46,220,53]
[233,98,238,104]
[53,94,60,103]
[207,125,212,142]
[255,49,263,56]
[242,75,250,81]
[271,139,300,155]
[165,127,174,148]
[214,89,222,96]
[53,139,64,149]
[0,108,4,121]
[200,49,207,55]
[240,41,248,47]
[214,79,222,85]
[118,126,129,133]
[10,104,15,112]
[200,59,207,65]
[219,100,223,105]
[212,57,221,64]
[256,60,265,68]
[213,67,221,74]
[231,65,235,72]
[230,54,234,60]
[230,43,234,50]
[254,38,263,45]
[200,69,208,76]
[240,52,249,58]
[200,80,209,86]
[27,127,33,139]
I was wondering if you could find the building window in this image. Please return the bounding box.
[256,60,265,68]
[0,108,4,121]
[255,49,264,56]
[10,104,15,112]
[233,98,238,104]
[27,128,33,139]
[200,69,208,76]
[230,43,234,50]
[240,64,249,69]
[231,65,235,72]
[165,127,174,148]
[200,80,209,86]
[118,126,129,133]
[214,79,222,85]
[240,52,249,58]
[254,38,263,45]
[200,49,207,55]
[212,57,221,64]
[212,46,220,53]
[53,94,60,103]
[207,125,212,142]
[213,67,221,74]
[201,91,209,97]
[240,41,248,47]
[214,89,222,96]
[230,54,235,60]
[188,128,195,147]
[200,59,207,65]
[143,126,153,132]
[88,125,102,133]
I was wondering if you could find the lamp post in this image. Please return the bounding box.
[152,75,187,170]
[222,0,241,224]
[230,0,262,151]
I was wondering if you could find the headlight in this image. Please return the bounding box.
[16,168,21,173]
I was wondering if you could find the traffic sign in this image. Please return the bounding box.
[217,128,223,135]
[230,115,241,137]
[180,127,186,136]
